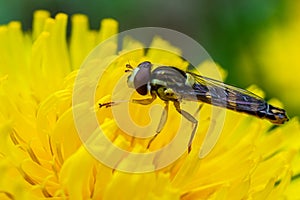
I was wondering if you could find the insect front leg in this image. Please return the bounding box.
[173,101,198,153]
[99,93,156,108]
[131,93,156,105]
[99,102,117,108]
[147,101,169,149]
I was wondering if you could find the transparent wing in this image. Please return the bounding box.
[186,71,267,112]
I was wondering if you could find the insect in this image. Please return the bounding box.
[99,61,289,152]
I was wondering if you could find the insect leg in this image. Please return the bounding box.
[147,101,169,149]
[193,104,203,117]
[131,93,156,105]
[99,102,117,108]
[99,93,156,108]
[173,101,198,153]
[156,101,169,133]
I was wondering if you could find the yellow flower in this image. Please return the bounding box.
[0,10,300,200]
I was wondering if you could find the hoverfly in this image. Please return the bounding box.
[99,61,289,152]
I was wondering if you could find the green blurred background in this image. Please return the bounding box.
[1,0,298,116]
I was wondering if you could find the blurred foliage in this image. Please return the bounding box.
[1,0,296,115]
[238,0,300,116]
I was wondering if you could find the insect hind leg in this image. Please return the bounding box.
[173,101,198,153]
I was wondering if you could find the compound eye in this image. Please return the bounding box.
[136,85,148,95]
[134,62,152,95]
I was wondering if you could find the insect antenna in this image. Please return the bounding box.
[125,61,134,73]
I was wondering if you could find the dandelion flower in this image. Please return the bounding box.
[0,10,299,200]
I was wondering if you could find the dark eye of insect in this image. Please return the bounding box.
[133,61,152,95]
